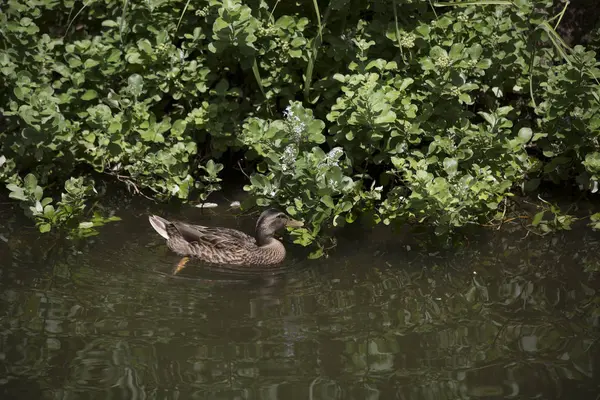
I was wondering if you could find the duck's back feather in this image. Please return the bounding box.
[149,214,286,265]
[172,224,257,248]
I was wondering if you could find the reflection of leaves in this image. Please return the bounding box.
[1,208,599,397]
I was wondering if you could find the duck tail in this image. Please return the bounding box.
[149,215,171,240]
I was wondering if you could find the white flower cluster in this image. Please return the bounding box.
[321,147,343,168]
[281,144,298,172]
[284,105,306,142]
[195,6,209,17]
[318,147,345,188]
[435,54,450,68]
[399,32,416,49]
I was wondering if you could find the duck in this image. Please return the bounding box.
[149,208,304,273]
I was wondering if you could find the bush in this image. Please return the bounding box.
[1,0,599,251]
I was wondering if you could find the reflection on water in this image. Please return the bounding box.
[0,205,599,399]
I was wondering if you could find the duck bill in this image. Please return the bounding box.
[286,219,304,228]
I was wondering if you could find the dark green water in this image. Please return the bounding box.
[1,203,599,399]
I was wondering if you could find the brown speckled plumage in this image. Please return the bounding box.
[149,209,303,266]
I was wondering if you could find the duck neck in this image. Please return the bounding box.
[256,229,274,246]
[254,229,286,263]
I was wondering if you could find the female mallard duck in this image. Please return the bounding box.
[149,209,303,272]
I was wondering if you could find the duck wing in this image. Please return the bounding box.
[173,223,259,264]
[171,222,257,249]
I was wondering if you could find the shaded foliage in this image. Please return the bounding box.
[1,0,600,253]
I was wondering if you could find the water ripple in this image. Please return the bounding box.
[1,213,599,399]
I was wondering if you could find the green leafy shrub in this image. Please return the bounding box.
[1,0,600,252]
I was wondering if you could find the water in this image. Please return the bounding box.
[1,201,599,399]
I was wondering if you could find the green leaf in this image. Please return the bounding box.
[443,158,458,177]
[107,143,122,156]
[137,39,153,54]
[374,110,396,124]
[458,93,472,104]
[83,132,96,143]
[128,74,144,97]
[33,186,43,201]
[340,201,353,212]
[467,43,483,60]
[108,121,122,134]
[325,167,344,187]
[366,59,386,70]
[139,130,164,142]
[275,15,295,28]
[24,173,37,191]
[8,190,27,201]
[81,90,98,101]
[479,111,495,126]
[43,205,55,218]
[420,58,435,70]
[125,52,142,64]
[449,43,465,61]
[398,78,414,91]
[321,195,335,209]
[102,20,118,27]
[107,49,122,63]
[310,133,326,144]
[437,16,452,29]
[83,59,99,69]
[476,59,492,69]
[204,159,223,175]
[79,222,94,229]
[517,127,532,143]
[33,200,43,214]
[532,211,545,226]
[171,119,187,136]
[213,17,229,32]
[215,79,229,95]
[415,25,430,38]
[250,174,269,189]
[13,86,27,100]
[290,37,306,47]
[308,246,324,259]
[39,223,51,233]
[429,46,448,59]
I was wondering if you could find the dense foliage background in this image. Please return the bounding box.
[1,0,600,254]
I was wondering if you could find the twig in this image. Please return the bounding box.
[237,160,250,179]
[480,215,529,227]
[105,172,156,202]
[496,198,508,230]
